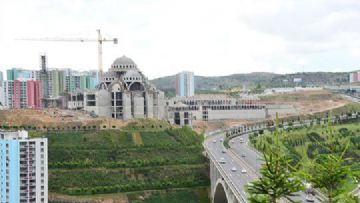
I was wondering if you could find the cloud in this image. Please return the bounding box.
[0,0,359,79]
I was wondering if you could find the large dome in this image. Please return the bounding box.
[111,55,137,70]
[112,55,135,66]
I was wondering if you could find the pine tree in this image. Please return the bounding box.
[309,154,351,203]
[307,113,354,203]
[246,113,304,203]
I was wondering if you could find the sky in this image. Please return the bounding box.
[1,0,360,79]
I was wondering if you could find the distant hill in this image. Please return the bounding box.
[151,72,350,92]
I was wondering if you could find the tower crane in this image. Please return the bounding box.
[19,29,118,82]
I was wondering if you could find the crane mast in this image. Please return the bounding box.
[97,29,103,82]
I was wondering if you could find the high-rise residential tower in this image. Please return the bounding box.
[0,130,48,203]
[175,71,194,97]
[2,80,42,109]
[7,68,38,81]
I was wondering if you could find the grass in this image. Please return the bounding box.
[140,131,177,145]
[128,187,210,203]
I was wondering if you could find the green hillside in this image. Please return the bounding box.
[151,72,350,94]
[31,124,210,202]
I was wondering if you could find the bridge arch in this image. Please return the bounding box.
[213,179,230,203]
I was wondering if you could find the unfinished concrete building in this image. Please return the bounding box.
[83,56,165,120]
[166,95,266,125]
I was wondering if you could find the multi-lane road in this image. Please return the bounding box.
[205,133,257,200]
[205,132,320,202]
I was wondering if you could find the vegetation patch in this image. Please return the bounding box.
[128,187,210,203]
[132,132,144,146]
[250,122,360,194]
[32,124,209,198]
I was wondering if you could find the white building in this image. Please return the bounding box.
[0,130,48,203]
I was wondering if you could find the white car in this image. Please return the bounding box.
[241,153,246,157]
[305,194,315,202]
[219,157,226,164]
[220,138,223,142]
[213,140,216,143]
[241,169,247,173]
[239,138,245,143]
[231,167,237,172]
[231,140,235,144]
[222,149,226,153]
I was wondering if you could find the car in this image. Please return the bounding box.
[219,157,226,164]
[241,169,247,173]
[305,194,315,202]
[222,149,226,153]
[231,140,235,144]
[241,153,246,157]
[213,140,216,143]
[239,138,245,143]
[220,138,223,142]
[231,167,237,172]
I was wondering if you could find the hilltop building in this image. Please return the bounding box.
[0,130,48,203]
[83,56,165,120]
[175,71,194,97]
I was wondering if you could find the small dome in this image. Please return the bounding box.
[123,70,142,82]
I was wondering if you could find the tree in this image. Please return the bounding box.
[306,113,356,203]
[246,113,304,203]
[308,154,351,203]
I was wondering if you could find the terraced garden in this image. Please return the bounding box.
[30,121,210,202]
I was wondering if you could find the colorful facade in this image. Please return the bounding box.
[2,80,41,109]
[66,74,97,92]
[6,68,38,81]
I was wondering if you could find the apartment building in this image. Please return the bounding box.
[2,80,41,109]
[0,130,48,203]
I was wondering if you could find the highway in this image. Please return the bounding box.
[205,133,257,200]
[229,134,320,203]
[205,110,360,202]
[205,132,322,202]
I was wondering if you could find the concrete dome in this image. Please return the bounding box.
[123,70,142,82]
[112,55,135,66]
[111,55,138,71]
